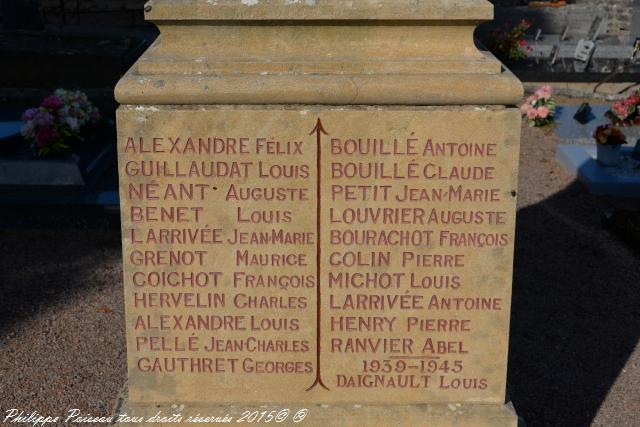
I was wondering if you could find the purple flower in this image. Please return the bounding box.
[33,110,55,127]
[21,108,39,122]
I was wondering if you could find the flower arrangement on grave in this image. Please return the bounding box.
[593,125,627,146]
[608,90,640,126]
[20,89,100,157]
[487,19,533,62]
[594,124,627,166]
[520,85,557,127]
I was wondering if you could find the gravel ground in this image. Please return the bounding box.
[510,126,640,427]
[0,227,126,424]
[0,125,639,427]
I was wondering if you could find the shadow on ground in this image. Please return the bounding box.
[0,206,121,334]
[1,181,639,425]
[509,181,640,427]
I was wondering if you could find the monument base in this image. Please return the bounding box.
[113,384,520,427]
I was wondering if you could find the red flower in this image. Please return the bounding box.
[36,127,58,147]
[519,39,528,46]
[628,95,640,105]
[594,125,627,146]
[41,95,64,110]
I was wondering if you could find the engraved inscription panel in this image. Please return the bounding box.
[117,106,520,404]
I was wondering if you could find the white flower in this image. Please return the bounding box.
[64,116,80,132]
[21,122,36,139]
[54,88,66,100]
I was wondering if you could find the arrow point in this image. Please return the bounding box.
[310,118,329,136]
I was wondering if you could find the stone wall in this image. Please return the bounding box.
[38,0,147,26]
[583,0,637,34]
[490,0,636,35]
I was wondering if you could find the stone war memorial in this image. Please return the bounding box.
[114,0,523,425]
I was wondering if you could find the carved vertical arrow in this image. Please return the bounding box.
[306,118,330,392]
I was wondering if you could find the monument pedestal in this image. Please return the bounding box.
[115,384,519,427]
[115,1,523,425]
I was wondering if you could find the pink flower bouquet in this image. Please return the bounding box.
[520,85,557,127]
[609,90,640,126]
[21,89,100,157]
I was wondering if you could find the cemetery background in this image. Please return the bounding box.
[0,1,639,426]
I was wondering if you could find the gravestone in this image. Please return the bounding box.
[556,145,640,197]
[114,1,523,425]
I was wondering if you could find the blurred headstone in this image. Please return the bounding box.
[631,0,640,39]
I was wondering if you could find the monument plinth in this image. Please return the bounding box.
[115,1,523,425]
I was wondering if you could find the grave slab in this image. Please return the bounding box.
[0,121,22,140]
[556,144,640,197]
[0,159,85,187]
[554,104,640,144]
